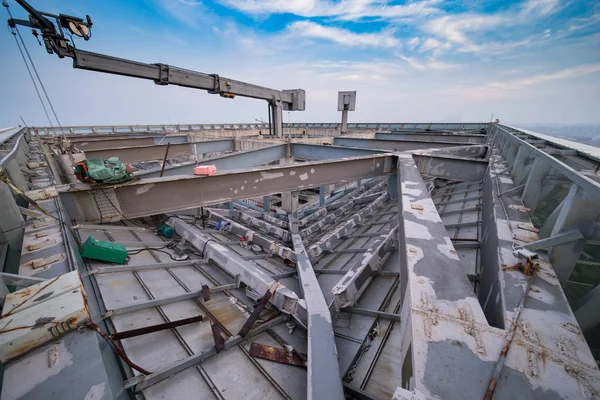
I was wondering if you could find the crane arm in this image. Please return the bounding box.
[7,0,305,137]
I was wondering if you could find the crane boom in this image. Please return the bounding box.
[7,0,305,137]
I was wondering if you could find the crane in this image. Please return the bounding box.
[6,0,305,137]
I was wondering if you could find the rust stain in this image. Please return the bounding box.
[249,342,306,367]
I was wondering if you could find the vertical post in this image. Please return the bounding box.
[159,143,171,177]
[511,146,527,177]
[521,157,550,211]
[268,103,272,136]
[272,102,283,138]
[341,108,348,135]
[319,186,326,207]
[263,195,270,212]
[387,174,398,199]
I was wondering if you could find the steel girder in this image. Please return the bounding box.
[288,213,345,400]
[83,139,235,164]
[167,217,306,324]
[58,153,397,223]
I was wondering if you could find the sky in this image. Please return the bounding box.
[0,0,599,128]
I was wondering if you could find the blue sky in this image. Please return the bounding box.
[0,0,599,127]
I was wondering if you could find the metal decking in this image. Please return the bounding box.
[1,123,600,400]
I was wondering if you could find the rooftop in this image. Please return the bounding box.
[0,122,599,400]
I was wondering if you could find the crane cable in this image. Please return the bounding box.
[4,1,63,132]
[8,26,53,127]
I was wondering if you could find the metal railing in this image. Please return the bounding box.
[31,122,491,135]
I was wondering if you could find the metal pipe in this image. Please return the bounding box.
[159,142,170,177]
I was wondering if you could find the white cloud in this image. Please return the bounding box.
[520,0,560,18]
[458,38,533,54]
[423,14,506,45]
[446,63,600,100]
[217,0,442,20]
[421,0,562,53]
[407,37,420,51]
[398,55,459,71]
[287,21,399,48]
[488,63,600,90]
[419,37,443,52]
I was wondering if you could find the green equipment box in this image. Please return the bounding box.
[80,236,128,264]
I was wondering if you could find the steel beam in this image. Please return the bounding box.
[136,144,287,178]
[495,125,600,200]
[331,226,397,309]
[73,135,188,151]
[0,271,47,287]
[125,315,286,391]
[223,209,291,242]
[59,154,396,223]
[307,192,389,258]
[107,283,236,316]
[288,214,344,400]
[167,217,306,324]
[413,144,489,159]
[340,307,402,322]
[574,284,600,333]
[376,132,486,144]
[334,137,476,151]
[519,230,584,251]
[83,139,234,164]
[207,210,294,259]
[412,154,488,182]
[291,143,383,160]
[88,260,200,275]
[301,184,386,239]
[547,184,600,284]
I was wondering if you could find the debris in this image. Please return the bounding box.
[212,323,226,352]
[111,315,203,341]
[202,284,211,301]
[238,282,277,338]
[249,343,306,367]
[31,253,65,269]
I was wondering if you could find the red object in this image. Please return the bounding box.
[194,165,217,176]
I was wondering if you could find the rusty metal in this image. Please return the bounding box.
[159,142,170,177]
[111,315,203,341]
[1,276,60,318]
[202,284,210,301]
[237,282,277,338]
[249,342,306,367]
[211,323,225,352]
[483,265,538,400]
[87,321,151,375]
[266,328,307,363]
